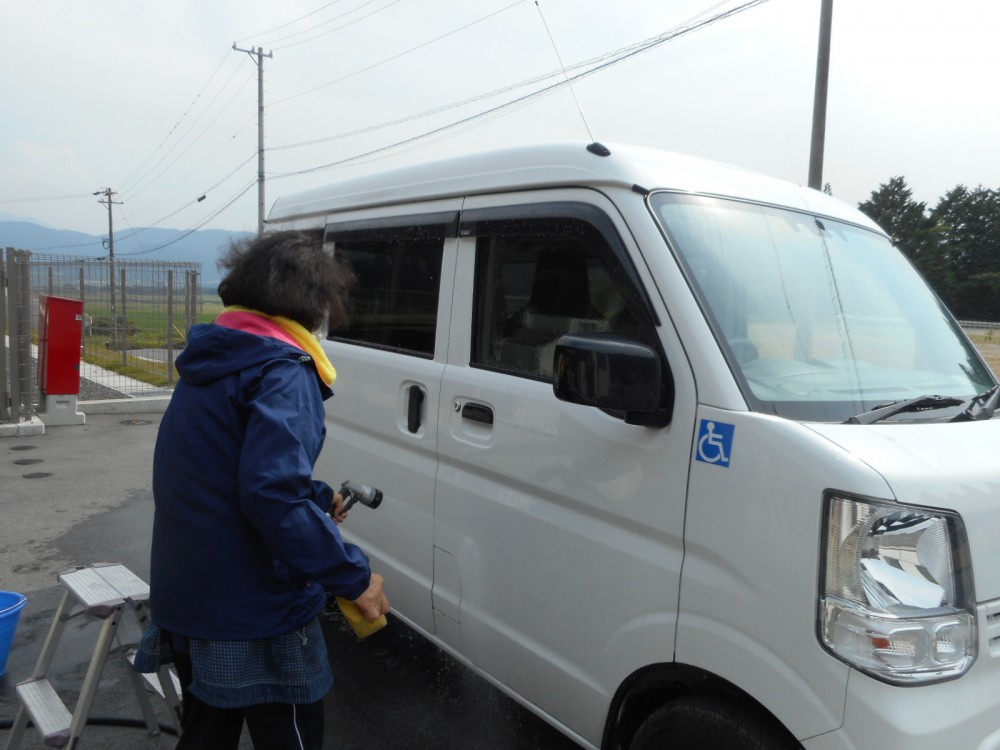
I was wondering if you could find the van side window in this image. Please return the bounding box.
[331,236,443,357]
[472,216,653,379]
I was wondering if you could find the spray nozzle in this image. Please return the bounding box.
[339,481,383,513]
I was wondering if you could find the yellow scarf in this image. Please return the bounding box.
[224,306,337,386]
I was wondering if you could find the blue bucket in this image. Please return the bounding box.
[0,591,28,677]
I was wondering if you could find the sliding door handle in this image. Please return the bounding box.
[407,385,425,433]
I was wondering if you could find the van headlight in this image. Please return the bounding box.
[820,494,976,684]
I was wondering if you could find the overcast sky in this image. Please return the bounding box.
[2,0,997,238]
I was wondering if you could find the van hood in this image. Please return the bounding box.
[807,418,1000,602]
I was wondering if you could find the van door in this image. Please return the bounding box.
[318,206,459,634]
[433,190,696,743]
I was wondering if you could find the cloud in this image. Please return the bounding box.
[3,141,93,195]
[0,141,96,226]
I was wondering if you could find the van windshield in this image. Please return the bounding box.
[651,193,995,422]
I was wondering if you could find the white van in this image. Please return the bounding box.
[267,142,1000,750]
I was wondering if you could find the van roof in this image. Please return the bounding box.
[266,142,882,233]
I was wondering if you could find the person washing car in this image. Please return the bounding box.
[134,230,389,750]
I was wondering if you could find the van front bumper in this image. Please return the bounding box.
[802,600,1000,750]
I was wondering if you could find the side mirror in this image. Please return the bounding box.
[553,333,672,427]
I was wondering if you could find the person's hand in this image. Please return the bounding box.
[352,573,389,620]
[330,492,348,524]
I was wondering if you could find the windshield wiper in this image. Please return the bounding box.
[844,395,964,425]
[949,384,1000,422]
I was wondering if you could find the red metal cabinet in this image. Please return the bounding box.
[38,296,84,396]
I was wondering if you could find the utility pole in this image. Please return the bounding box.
[233,43,273,236]
[808,0,834,190]
[93,188,122,348]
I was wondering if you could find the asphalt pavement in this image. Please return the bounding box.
[0,406,582,750]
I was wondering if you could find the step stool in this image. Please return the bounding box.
[3,563,182,750]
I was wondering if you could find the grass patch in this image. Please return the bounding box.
[75,292,224,389]
[82,351,173,387]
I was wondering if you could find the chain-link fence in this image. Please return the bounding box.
[3,248,203,425]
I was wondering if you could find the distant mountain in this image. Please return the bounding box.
[0,210,54,227]
[0,220,252,285]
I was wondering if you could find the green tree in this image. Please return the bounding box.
[958,272,1000,321]
[931,185,1000,320]
[858,177,953,303]
[931,185,1000,280]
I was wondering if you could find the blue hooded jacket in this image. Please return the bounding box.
[149,322,371,640]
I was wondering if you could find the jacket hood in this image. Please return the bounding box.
[177,323,329,395]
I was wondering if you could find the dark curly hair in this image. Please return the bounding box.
[216,230,352,332]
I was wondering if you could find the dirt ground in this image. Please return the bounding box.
[966,327,1000,376]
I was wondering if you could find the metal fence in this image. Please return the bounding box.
[1,249,33,423]
[2,248,202,424]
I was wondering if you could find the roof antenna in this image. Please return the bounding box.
[534,1,597,145]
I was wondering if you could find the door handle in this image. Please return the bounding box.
[461,402,494,425]
[407,385,424,433]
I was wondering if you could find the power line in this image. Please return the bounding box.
[272,18,696,154]
[115,4,351,225]
[534,0,594,143]
[235,0,348,46]
[272,0,770,179]
[78,150,257,253]
[267,0,739,124]
[270,0,524,107]
[30,179,245,254]
[93,1,427,234]
[119,51,235,193]
[270,66,566,151]
[107,152,259,250]
[125,73,256,218]
[26,239,109,252]
[124,66,255,203]
[269,0,403,49]
[122,181,257,256]
[46,0,766,250]
[125,119,257,223]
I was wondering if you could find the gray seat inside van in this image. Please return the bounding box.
[501,244,606,377]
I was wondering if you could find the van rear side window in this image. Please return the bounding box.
[329,235,443,357]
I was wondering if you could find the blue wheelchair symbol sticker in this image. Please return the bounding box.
[696,419,735,467]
